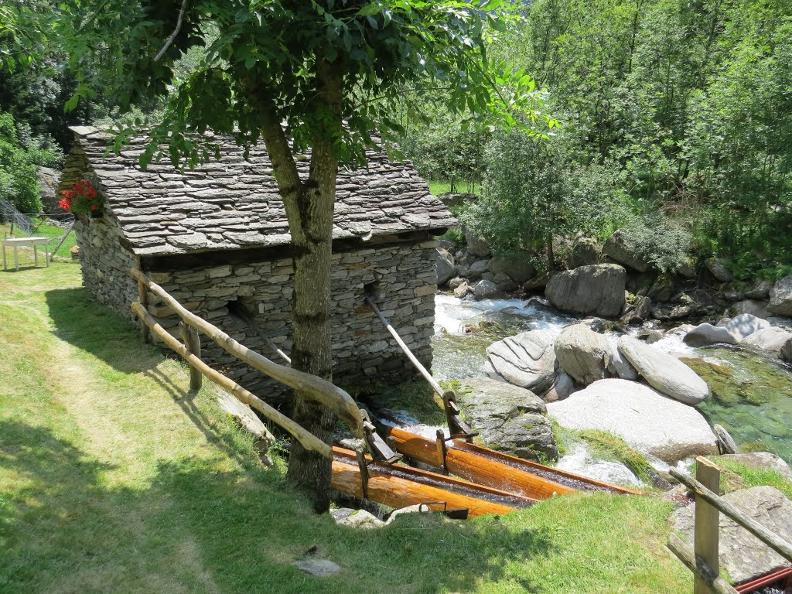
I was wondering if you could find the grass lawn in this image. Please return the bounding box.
[0,264,692,593]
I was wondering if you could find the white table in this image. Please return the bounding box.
[2,237,51,271]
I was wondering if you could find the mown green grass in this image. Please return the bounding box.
[713,459,792,499]
[0,264,692,593]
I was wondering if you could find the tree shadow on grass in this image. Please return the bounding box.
[45,287,159,374]
[0,419,555,594]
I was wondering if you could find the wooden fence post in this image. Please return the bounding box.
[179,321,203,391]
[694,456,721,594]
[135,257,150,343]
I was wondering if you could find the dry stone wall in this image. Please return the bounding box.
[75,219,438,400]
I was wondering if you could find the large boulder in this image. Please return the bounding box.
[567,237,600,268]
[467,258,491,279]
[603,230,650,272]
[472,279,499,300]
[490,253,536,283]
[617,336,710,405]
[543,371,576,403]
[554,324,611,386]
[743,325,792,354]
[729,299,769,319]
[721,313,770,339]
[484,330,557,394]
[545,264,626,318]
[671,486,792,583]
[683,323,739,347]
[464,227,491,258]
[459,377,557,461]
[768,275,792,316]
[705,257,733,282]
[436,248,456,286]
[547,379,718,462]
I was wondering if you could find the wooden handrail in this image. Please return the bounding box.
[670,466,792,562]
[667,533,738,594]
[131,267,363,437]
[131,302,331,459]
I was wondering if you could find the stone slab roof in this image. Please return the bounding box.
[66,126,455,256]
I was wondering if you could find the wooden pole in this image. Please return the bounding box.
[694,457,721,594]
[366,296,445,397]
[667,533,738,594]
[670,466,792,562]
[179,322,203,391]
[132,301,330,459]
[130,267,363,436]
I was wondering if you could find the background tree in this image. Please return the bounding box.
[54,0,546,511]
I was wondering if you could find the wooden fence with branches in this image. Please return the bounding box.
[667,456,792,594]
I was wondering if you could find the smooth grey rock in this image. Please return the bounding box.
[603,230,650,272]
[468,258,491,278]
[671,486,792,583]
[452,281,469,299]
[472,279,499,300]
[768,275,792,316]
[547,379,717,462]
[294,558,342,577]
[464,227,491,257]
[713,424,738,454]
[459,377,557,461]
[782,337,792,363]
[622,294,652,324]
[545,264,626,318]
[554,324,611,386]
[706,256,733,282]
[720,313,771,339]
[743,325,792,354]
[617,336,710,404]
[683,323,739,347]
[436,248,456,286]
[485,330,557,394]
[448,276,465,289]
[330,508,385,529]
[556,444,642,487]
[567,236,600,268]
[607,341,639,381]
[490,253,536,283]
[745,279,773,299]
[544,371,576,403]
[717,452,792,480]
[730,299,769,319]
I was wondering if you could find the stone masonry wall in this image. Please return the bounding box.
[76,220,438,400]
[74,216,138,316]
[147,240,437,399]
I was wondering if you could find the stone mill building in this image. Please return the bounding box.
[61,126,454,396]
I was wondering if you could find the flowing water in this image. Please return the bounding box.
[431,294,792,465]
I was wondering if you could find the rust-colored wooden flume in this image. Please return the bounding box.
[386,427,640,499]
[331,446,536,517]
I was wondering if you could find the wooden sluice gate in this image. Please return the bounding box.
[132,267,638,519]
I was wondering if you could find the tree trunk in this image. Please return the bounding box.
[258,57,344,512]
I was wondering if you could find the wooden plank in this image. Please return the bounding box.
[331,458,516,518]
[694,457,721,594]
[670,466,792,563]
[130,267,363,436]
[132,301,331,459]
[667,533,738,594]
[388,427,576,500]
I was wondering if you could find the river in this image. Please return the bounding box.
[431,294,792,465]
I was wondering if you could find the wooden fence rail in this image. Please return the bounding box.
[131,301,331,458]
[668,456,792,594]
[131,267,363,437]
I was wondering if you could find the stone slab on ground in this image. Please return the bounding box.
[671,486,792,583]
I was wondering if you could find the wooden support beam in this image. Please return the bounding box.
[131,301,331,459]
[670,466,792,563]
[130,267,363,437]
[667,533,738,594]
[694,457,721,594]
[134,257,150,343]
[179,321,203,391]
